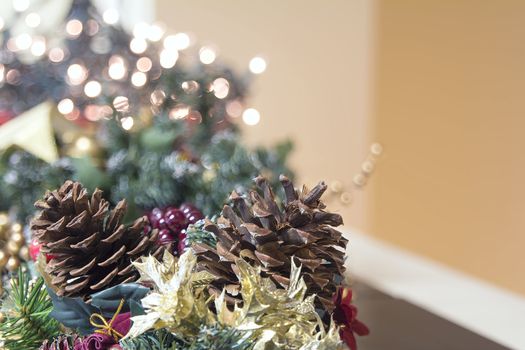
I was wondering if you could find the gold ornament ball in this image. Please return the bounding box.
[6,256,20,272]
[11,223,23,234]
[19,246,30,261]
[10,232,25,246]
[0,250,8,268]
[6,240,21,255]
[0,212,8,227]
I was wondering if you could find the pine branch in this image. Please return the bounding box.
[120,329,180,350]
[186,325,253,350]
[186,220,217,248]
[0,269,60,350]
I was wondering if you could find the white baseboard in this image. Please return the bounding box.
[345,228,525,350]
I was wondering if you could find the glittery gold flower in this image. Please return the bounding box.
[125,250,215,339]
[215,258,343,350]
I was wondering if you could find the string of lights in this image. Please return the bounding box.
[0,0,267,129]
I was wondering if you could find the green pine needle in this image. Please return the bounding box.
[0,269,60,350]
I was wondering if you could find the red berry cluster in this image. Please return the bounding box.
[146,203,204,255]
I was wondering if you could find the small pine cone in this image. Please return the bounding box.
[31,181,163,298]
[39,335,80,350]
[193,175,348,316]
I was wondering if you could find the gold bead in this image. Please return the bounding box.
[0,250,8,268]
[370,142,383,156]
[330,180,343,193]
[6,240,20,255]
[353,173,367,187]
[361,160,375,174]
[10,223,23,234]
[6,256,20,272]
[10,232,25,246]
[340,192,353,205]
[19,246,30,261]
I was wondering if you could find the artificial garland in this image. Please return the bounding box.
[0,177,368,349]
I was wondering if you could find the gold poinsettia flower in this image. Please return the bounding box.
[125,250,215,339]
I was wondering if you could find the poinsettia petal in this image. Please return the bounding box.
[353,319,370,336]
[340,328,358,350]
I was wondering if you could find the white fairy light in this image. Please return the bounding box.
[163,33,190,51]
[108,56,127,80]
[75,136,92,151]
[212,78,229,99]
[147,23,164,42]
[66,19,83,36]
[67,63,87,85]
[130,37,148,54]
[25,12,41,28]
[226,100,243,118]
[13,0,30,12]
[30,37,46,56]
[57,99,74,115]
[48,47,65,63]
[242,108,261,126]
[133,22,149,39]
[169,104,190,120]
[199,47,216,65]
[249,56,267,74]
[159,49,178,69]
[103,8,119,24]
[15,33,32,50]
[131,71,147,87]
[84,80,102,98]
[136,57,152,72]
[120,116,134,130]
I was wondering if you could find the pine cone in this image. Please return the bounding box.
[31,181,163,298]
[193,175,348,315]
[39,335,80,350]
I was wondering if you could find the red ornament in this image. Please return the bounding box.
[332,287,369,350]
[29,238,42,261]
[29,238,59,262]
[147,203,203,255]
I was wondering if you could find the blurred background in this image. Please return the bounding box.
[2,0,524,319]
[156,0,525,299]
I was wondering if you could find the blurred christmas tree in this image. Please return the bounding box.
[0,0,293,222]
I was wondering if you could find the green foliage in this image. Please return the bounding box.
[183,325,253,350]
[192,132,294,214]
[0,151,73,221]
[186,220,217,248]
[120,326,253,350]
[0,269,60,350]
[120,329,179,350]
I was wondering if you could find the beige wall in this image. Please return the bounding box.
[370,0,525,295]
[156,0,375,229]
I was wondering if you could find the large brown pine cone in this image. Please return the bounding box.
[31,181,163,298]
[193,175,348,315]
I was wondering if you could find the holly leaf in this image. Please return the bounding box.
[47,286,97,335]
[90,283,150,318]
